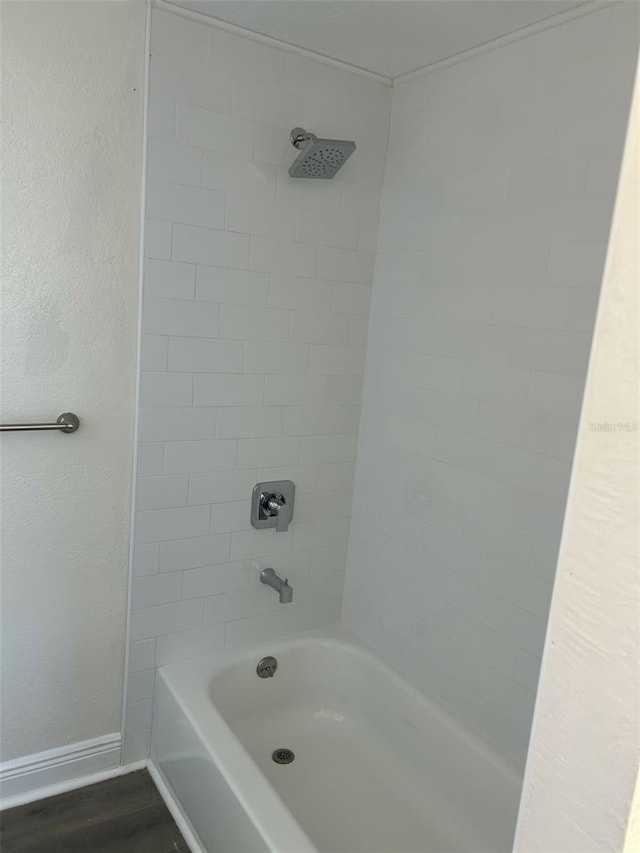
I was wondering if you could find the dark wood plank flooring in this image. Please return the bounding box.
[0,769,191,853]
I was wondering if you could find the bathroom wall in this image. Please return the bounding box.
[124,6,391,761]
[343,4,639,769]
[516,58,639,851]
[1,1,145,762]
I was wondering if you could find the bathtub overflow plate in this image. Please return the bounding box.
[272,748,295,765]
[257,656,278,678]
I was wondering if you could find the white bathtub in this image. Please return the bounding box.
[150,627,521,853]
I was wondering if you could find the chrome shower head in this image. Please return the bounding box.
[288,127,356,179]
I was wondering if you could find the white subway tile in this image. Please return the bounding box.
[206,586,271,623]
[264,376,326,406]
[507,151,588,204]
[565,287,601,332]
[227,195,297,241]
[137,475,189,511]
[147,138,202,186]
[546,241,607,288]
[188,469,259,506]
[316,247,375,284]
[159,533,231,573]
[224,610,287,650]
[126,670,156,703]
[183,562,252,599]
[349,315,369,346]
[236,437,301,469]
[308,345,366,376]
[221,305,290,341]
[155,622,226,666]
[164,439,237,474]
[133,543,159,577]
[250,237,316,278]
[194,374,264,407]
[145,219,172,260]
[129,639,157,673]
[132,572,183,609]
[140,372,193,407]
[528,371,586,414]
[217,406,283,439]
[147,180,225,230]
[212,500,251,534]
[138,407,216,442]
[276,167,342,212]
[297,208,359,250]
[460,363,531,406]
[149,52,231,114]
[130,599,204,641]
[508,327,591,375]
[202,151,277,199]
[243,342,308,375]
[137,443,165,477]
[325,376,363,405]
[135,505,210,544]
[258,464,319,494]
[230,528,294,561]
[144,259,196,300]
[283,406,342,436]
[491,287,571,329]
[232,76,306,126]
[293,519,350,551]
[196,267,269,307]
[176,103,254,157]
[289,311,349,345]
[443,165,509,210]
[143,297,220,338]
[173,224,250,269]
[141,336,168,371]
[301,435,358,465]
[269,276,333,313]
[511,649,542,694]
[148,96,175,141]
[168,337,243,373]
[151,9,208,58]
[331,283,371,316]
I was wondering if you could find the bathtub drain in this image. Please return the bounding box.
[272,748,295,765]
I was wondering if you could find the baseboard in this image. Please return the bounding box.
[147,760,206,853]
[0,733,142,810]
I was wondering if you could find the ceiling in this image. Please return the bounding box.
[167,0,588,79]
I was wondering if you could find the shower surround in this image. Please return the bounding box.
[125,2,638,772]
[124,6,391,762]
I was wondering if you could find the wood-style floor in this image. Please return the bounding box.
[0,770,191,853]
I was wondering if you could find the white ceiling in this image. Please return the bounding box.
[168,0,587,79]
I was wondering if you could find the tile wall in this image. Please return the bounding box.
[123,7,391,761]
[343,4,639,769]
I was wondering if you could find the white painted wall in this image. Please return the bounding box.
[123,6,391,762]
[343,4,639,769]
[515,56,639,853]
[1,1,145,762]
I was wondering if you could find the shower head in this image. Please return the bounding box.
[288,127,356,179]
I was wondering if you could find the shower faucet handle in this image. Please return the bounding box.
[251,480,295,532]
[261,492,289,532]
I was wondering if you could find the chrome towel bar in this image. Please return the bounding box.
[0,412,80,433]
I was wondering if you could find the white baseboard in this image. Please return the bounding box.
[0,733,145,810]
[147,760,205,853]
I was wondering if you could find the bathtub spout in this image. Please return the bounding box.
[260,567,293,604]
